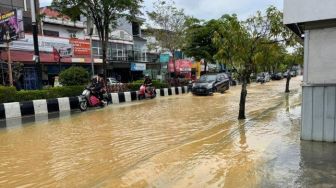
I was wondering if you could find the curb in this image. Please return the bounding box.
[0,86,189,120]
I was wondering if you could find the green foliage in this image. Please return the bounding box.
[0,86,17,103]
[282,46,304,71]
[147,0,188,52]
[213,7,302,80]
[213,14,249,77]
[254,43,286,73]
[128,80,169,91]
[211,7,303,119]
[184,19,221,64]
[0,86,84,103]
[127,83,142,91]
[59,66,90,86]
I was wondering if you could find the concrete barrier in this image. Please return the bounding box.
[0,86,190,120]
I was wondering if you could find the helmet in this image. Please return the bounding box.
[97,70,104,78]
[145,74,149,78]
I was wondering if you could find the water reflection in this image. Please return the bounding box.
[238,121,247,149]
[299,141,336,186]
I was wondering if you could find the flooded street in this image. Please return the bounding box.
[1,76,336,187]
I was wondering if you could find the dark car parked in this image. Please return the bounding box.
[191,73,230,95]
[271,72,284,80]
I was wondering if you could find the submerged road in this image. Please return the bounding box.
[1,76,336,187]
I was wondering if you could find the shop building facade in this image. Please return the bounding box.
[0,5,161,88]
[284,0,336,142]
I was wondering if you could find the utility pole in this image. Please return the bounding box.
[89,28,94,76]
[6,32,13,86]
[58,49,61,74]
[0,50,4,85]
[30,0,42,89]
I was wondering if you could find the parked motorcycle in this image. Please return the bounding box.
[79,87,107,111]
[138,84,156,100]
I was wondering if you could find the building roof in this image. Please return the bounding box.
[40,7,70,20]
[284,0,336,39]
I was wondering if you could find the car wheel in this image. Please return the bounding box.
[225,85,230,91]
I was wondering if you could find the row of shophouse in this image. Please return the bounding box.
[0,1,220,90]
[0,1,162,89]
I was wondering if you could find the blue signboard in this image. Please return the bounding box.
[160,54,170,63]
[174,51,183,59]
[131,63,146,71]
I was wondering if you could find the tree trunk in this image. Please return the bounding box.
[204,60,208,74]
[285,74,291,93]
[101,39,107,79]
[238,77,247,119]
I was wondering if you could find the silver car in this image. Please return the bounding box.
[107,77,122,86]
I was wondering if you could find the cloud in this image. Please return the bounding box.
[40,0,283,20]
[40,0,52,7]
[144,0,283,20]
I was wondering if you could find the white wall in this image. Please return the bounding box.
[306,27,336,84]
[42,24,85,39]
[302,86,336,142]
[284,0,336,24]
[117,17,133,36]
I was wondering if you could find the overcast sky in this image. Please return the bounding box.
[40,0,283,20]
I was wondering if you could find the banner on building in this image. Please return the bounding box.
[0,10,24,43]
[53,47,60,61]
[9,34,91,58]
[69,38,91,55]
[168,59,192,73]
[131,63,146,71]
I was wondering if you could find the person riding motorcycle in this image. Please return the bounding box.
[91,73,106,101]
[143,74,153,94]
[144,74,152,86]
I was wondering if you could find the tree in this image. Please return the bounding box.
[283,46,303,93]
[254,43,286,74]
[52,0,143,78]
[214,13,265,119]
[214,7,295,119]
[147,0,188,77]
[263,6,303,93]
[183,18,221,74]
[59,66,90,86]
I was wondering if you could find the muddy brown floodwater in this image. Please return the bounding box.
[1,76,336,188]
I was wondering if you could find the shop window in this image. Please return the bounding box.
[43,30,59,37]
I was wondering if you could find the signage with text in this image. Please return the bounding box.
[69,38,91,55]
[0,9,24,43]
[160,54,170,63]
[168,60,192,73]
[131,63,146,71]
